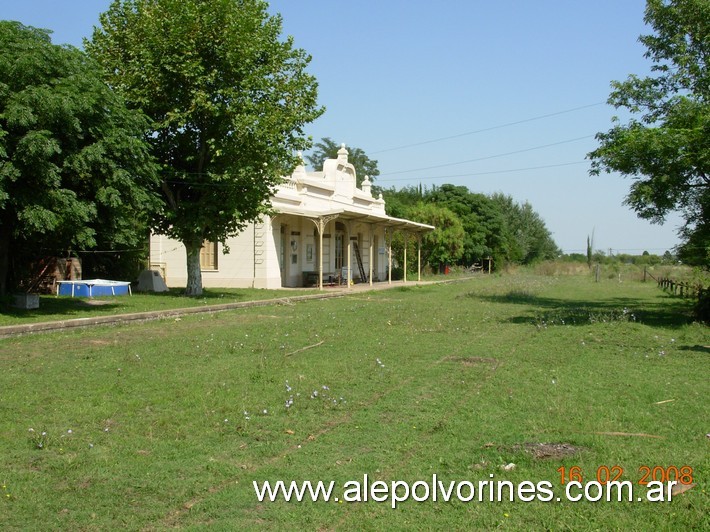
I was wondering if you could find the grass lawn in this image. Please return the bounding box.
[0,273,707,529]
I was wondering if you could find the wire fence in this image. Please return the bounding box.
[649,268,709,322]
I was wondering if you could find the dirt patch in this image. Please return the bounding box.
[510,442,585,460]
[86,339,114,346]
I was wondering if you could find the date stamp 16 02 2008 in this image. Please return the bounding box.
[557,465,694,487]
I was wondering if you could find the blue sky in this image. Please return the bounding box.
[3,0,684,255]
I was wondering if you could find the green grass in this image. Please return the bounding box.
[0,274,708,529]
[0,287,320,327]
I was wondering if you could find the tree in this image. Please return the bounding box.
[588,0,709,268]
[405,203,465,270]
[381,183,559,269]
[0,21,159,296]
[88,0,323,295]
[305,137,379,187]
[381,185,425,218]
[489,193,560,264]
[426,184,508,267]
[587,233,594,270]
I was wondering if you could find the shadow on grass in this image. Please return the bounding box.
[468,291,696,328]
[0,297,123,320]
[138,287,256,300]
[0,287,295,324]
[678,344,710,354]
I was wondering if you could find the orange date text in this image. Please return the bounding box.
[557,465,693,486]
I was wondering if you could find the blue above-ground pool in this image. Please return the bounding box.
[57,279,132,297]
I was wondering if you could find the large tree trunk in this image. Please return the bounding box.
[184,241,203,297]
[0,225,10,297]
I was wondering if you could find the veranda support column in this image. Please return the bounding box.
[368,224,373,287]
[347,237,352,289]
[318,226,324,290]
[307,215,338,291]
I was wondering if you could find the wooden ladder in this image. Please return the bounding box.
[353,242,367,283]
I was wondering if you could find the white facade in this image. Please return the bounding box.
[149,145,433,289]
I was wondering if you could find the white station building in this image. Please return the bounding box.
[149,145,434,289]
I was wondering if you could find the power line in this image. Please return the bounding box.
[377,161,588,183]
[371,102,606,154]
[381,135,594,176]
[161,135,593,183]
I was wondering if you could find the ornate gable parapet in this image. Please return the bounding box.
[275,142,387,213]
[322,143,357,199]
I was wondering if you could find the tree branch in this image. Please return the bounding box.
[285,340,324,357]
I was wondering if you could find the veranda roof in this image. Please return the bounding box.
[273,206,434,233]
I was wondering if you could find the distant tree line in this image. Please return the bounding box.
[381,183,560,274]
[560,250,677,266]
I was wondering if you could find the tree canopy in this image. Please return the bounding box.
[88,0,324,295]
[382,184,559,272]
[588,0,709,267]
[405,203,465,269]
[305,137,380,188]
[0,21,159,295]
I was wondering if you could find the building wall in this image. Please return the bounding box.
[150,216,389,289]
[150,217,282,289]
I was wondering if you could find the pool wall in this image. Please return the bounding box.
[57,280,132,297]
